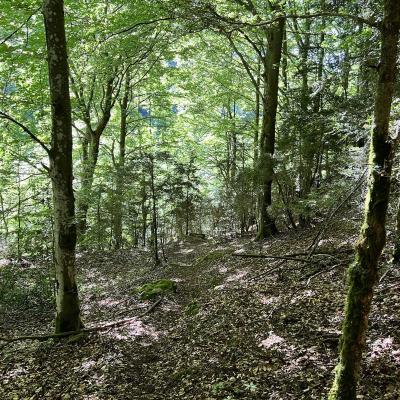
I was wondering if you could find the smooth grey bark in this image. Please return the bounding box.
[43,0,82,333]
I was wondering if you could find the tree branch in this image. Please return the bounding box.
[226,35,264,101]
[0,111,50,154]
[0,7,41,45]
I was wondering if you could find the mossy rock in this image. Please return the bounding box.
[135,279,177,300]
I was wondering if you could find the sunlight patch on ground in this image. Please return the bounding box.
[259,332,285,349]
[226,269,248,282]
[170,277,184,282]
[369,336,400,363]
[97,298,121,307]
[0,258,10,267]
[2,365,28,382]
[258,295,279,306]
[178,248,194,254]
[102,318,161,341]
[290,290,315,304]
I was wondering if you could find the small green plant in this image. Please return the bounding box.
[135,279,177,299]
[185,300,200,315]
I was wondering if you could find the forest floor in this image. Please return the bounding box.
[1,215,400,399]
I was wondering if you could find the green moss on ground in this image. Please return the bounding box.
[135,279,177,300]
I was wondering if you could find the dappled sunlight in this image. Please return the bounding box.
[102,318,161,341]
[259,332,285,349]
[226,269,248,282]
[369,337,400,364]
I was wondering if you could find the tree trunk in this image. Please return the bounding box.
[113,72,130,249]
[393,197,400,263]
[298,17,313,227]
[257,19,284,239]
[43,0,82,333]
[76,78,115,236]
[149,155,160,264]
[329,2,400,398]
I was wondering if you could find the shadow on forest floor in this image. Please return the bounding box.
[1,216,400,399]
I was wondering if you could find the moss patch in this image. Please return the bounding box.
[135,279,177,300]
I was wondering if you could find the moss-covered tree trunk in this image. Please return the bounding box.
[257,19,284,239]
[43,0,82,333]
[329,1,400,398]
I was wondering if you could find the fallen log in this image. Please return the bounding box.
[0,297,162,344]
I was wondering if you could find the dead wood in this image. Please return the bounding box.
[0,297,163,344]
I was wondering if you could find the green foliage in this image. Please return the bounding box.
[0,264,54,311]
[135,279,177,299]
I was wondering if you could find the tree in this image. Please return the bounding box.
[329,1,400,398]
[43,0,82,333]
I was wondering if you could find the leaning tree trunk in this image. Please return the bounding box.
[257,19,284,240]
[329,2,400,399]
[43,0,82,333]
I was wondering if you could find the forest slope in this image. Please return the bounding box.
[1,215,399,400]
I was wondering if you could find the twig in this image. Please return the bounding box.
[0,297,162,344]
[247,260,286,282]
[379,264,395,283]
[0,7,41,45]
[305,263,345,285]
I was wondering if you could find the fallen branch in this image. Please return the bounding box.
[0,297,163,344]
[247,260,286,282]
[306,169,367,259]
[305,263,345,285]
[233,253,317,263]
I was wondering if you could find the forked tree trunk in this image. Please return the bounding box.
[43,0,82,333]
[76,78,115,236]
[329,2,400,398]
[257,18,284,239]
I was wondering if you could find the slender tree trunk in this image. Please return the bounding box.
[140,178,148,247]
[257,19,284,239]
[149,155,160,264]
[43,0,82,333]
[113,72,130,249]
[298,17,313,227]
[393,197,400,263]
[254,59,261,165]
[329,2,400,398]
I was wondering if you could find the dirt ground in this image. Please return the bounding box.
[1,218,399,399]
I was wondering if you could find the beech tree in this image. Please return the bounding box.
[42,0,82,333]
